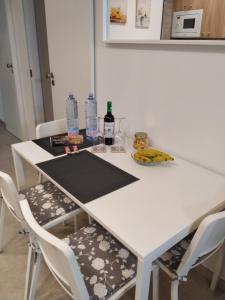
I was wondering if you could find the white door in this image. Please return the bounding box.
[0,0,24,139]
[22,0,45,126]
[44,0,94,127]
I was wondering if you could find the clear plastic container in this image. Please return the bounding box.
[85,93,97,140]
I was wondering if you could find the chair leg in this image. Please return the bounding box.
[0,200,6,253]
[37,173,42,184]
[171,280,179,300]
[210,245,225,291]
[88,215,92,225]
[28,251,42,300]
[152,264,159,300]
[74,215,78,232]
[24,244,33,300]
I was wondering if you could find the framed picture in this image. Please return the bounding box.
[103,0,164,42]
[136,0,151,28]
[109,0,128,24]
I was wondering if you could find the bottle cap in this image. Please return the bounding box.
[88,93,94,100]
[134,132,147,139]
[68,93,75,100]
[107,101,112,112]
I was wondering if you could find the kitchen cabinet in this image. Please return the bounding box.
[173,0,194,11]
[173,0,212,11]
[173,0,225,38]
[200,0,225,38]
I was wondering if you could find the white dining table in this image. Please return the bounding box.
[11,140,225,300]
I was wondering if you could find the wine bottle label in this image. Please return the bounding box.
[104,122,114,138]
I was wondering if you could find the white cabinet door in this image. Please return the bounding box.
[44,0,94,127]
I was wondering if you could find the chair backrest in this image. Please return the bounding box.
[20,199,89,300]
[0,171,24,222]
[36,118,67,138]
[177,211,225,277]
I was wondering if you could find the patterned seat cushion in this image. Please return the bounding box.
[63,222,137,300]
[19,181,79,226]
[158,232,195,273]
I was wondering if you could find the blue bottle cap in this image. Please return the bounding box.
[68,93,75,99]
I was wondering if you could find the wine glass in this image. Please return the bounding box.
[95,116,104,144]
[113,117,126,152]
[92,117,106,153]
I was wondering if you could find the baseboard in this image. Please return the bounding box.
[197,265,225,291]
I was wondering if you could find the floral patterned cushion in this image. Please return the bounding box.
[158,232,195,273]
[19,181,79,226]
[63,222,137,300]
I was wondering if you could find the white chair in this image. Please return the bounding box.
[0,171,82,300]
[36,119,93,226]
[0,172,25,252]
[152,211,225,300]
[36,118,67,139]
[20,198,138,300]
[36,118,67,184]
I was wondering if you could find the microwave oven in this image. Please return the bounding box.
[171,9,203,38]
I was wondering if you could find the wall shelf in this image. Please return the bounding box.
[104,39,225,46]
[103,0,225,46]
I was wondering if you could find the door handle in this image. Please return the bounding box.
[46,72,55,86]
[6,63,13,73]
[46,72,54,79]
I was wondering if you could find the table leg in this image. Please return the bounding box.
[12,147,26,191]
[135,257,152,300]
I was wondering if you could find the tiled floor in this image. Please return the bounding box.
[0,124,20,180]
[0,124,225,300]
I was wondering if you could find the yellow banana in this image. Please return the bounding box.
[137,148,163,157]
[133,153,153,163]
[151,155,171,162]
[133,148,174,164]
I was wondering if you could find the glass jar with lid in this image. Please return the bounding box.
[133,132,148,149]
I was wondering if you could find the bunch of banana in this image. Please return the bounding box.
[133,148,174,164]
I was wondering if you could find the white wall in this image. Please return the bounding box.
[95,1,225,279]
[96,2,225,177]
[0,88,4,122]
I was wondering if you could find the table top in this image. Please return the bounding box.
[12,141,225,261]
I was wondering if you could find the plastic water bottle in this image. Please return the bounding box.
[85,93,97,140]
[66,93,79,137]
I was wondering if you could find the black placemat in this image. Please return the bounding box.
[33,129,96,156]
[36,150,139,204]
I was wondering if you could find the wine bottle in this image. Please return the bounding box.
[104,101,115,145]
